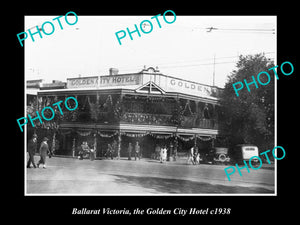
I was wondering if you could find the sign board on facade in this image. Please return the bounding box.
[166,77,217,98]
[99,74,141,87]
[67,76,99,89]
[67,74,141,89]
[66,73,218,98]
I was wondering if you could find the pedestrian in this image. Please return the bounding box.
[48,146,53,158]
[90,146,95,161]
[78,144,84,160]
[81,142,90,159]
[128,142,132,160]
[187,146,195,165]
[106,144,113,159]
[27,134,37,168]
[134,141,140,160]
[112,140,117,159]
[155,144,161,160]
[37,137,49,169]
[194,147,200,165]
[169,143,174,161]
[160,146,167,163]
[91,139,97,161]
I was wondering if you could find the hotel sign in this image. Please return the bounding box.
[99,74,141,87]
[67,74,141,89]
[67,76,99,88]
[167,78,217,97]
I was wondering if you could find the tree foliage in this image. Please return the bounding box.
[219,54,275,151]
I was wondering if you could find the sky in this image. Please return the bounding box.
[24,15,276,88]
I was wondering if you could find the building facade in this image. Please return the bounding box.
[27,67,224,159]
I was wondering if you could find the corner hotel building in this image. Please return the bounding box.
[27,67,224,159]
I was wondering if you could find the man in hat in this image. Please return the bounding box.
[27,134,37,168]
[37,137,49,169]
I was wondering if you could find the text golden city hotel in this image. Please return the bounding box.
[27,67,224,159]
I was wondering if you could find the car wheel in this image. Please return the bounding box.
[218,154,226,162]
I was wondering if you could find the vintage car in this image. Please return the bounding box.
[229,144,259,164]
[214,147,231,164]
[201,147,230,164]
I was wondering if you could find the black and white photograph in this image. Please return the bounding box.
[13,3,298,221]
[22,14,277,195]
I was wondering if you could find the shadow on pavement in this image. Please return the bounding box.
[112,174,274,194]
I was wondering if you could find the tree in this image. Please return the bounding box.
[219,53,275,151]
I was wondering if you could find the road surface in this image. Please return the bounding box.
[26,156,275,195]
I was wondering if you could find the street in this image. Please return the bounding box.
[26,156,275,195]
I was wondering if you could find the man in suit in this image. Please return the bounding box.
[27,134,37,168]
[37,137,49,169]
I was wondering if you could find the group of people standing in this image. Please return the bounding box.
[27,134,201,167]
[27,134,52,169]
[78,141,96,161]
[105,140,119,160]
[76,140,140,161]
[153,144,168,163]
[127,142,141,160]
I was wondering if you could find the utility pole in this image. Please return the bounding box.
[213,54,216,86]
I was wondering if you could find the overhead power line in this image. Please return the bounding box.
[159,61,237,69]
[152,52,275,69]
[206,27,275,31]
[205,27,275,34]
[116,52,275,72]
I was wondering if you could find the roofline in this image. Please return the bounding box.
[64,72,223,90]
[37,87,220,103]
